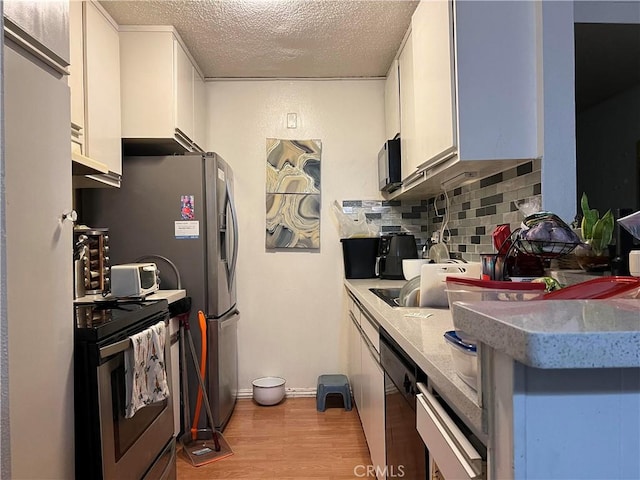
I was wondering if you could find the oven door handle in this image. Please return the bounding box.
[100,337,131,360]
[99,318,170,360]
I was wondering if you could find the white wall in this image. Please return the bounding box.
[205,79,385,392]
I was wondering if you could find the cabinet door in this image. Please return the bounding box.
[348,311,362,410]
[359,335,372,441]
[455,0,538,161]
[174,38,195,142]
[193,68,206,150]
[361,337,386,480]
[412,0,456,168]
[4,41,74,479]
[398,32,417,182]
[370,358,386,480]
[384,59,401,141]
[69,1,85,155]
[3,0,70,64]
[120,30,175,138]
[84,1,122,175]
[69,1,84,133]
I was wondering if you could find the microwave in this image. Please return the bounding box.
[110,262,160,298]
[378,138,401,192]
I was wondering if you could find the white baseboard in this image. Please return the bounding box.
[237,387,317,399]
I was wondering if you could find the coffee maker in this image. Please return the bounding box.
[377,233,418,279]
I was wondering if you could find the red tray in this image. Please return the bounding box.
[542,276,640,300]
[445,277,546,291]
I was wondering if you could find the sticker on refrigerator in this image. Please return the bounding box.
[175,221,199,239]
[181,195,195,220]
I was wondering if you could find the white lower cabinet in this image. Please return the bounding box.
[347,295,386,480]
[361,337,386,480]
[348,308,363,408]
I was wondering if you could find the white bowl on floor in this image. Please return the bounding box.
[252,376,286,406]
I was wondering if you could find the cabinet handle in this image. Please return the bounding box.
[3,19,70,75]
[174,128,193,151]
[61,210,78,223]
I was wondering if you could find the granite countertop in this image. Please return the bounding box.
[452,299,640,369]
[75,289,187,305]
[344,278,483,439]
[146,289,186,305]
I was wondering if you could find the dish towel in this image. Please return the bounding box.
[124,321,170,419]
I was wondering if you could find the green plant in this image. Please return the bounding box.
[580,192,614,256]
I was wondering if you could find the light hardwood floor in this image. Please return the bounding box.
[176,397,373,479]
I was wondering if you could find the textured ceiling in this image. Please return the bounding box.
[100,0,419,79]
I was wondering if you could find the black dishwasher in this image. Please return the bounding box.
[380,328,427,479]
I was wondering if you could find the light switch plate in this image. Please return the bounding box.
[287,113,297,129]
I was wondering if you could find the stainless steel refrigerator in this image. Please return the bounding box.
[81,153,239,431]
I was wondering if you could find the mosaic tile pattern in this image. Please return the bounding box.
[428,159,542,262]
[340,199,431,250]
[341,159,542,262]
[265,139,322,249]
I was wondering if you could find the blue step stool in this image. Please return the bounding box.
[316,374,352,412]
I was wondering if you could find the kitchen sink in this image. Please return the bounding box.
[369,288,401,307]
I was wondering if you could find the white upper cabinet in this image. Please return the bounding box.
[412,0,456,173]
[193,69,207,151]
[455,1,538,162]
[391,0,539,199]
[3,0,70,66]
[84,1,122,179]
[398,32,416,185]
[69,1,120,184]
[120,26,206,155]
[174,38,195,143]
[384,59,401,141]
[69,1,84,135]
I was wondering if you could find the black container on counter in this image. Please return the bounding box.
[341,237,380,279]
[378,233,418,279]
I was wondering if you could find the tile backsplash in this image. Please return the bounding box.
[341,159,542,262]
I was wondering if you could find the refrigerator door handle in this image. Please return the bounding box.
[226,180,239,289]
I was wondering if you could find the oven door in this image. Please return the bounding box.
[98,331,175,479]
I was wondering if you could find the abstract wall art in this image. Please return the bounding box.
[266,139,321,249]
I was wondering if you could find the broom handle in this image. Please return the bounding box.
[185,321,222,451]
[191,312,208,440]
